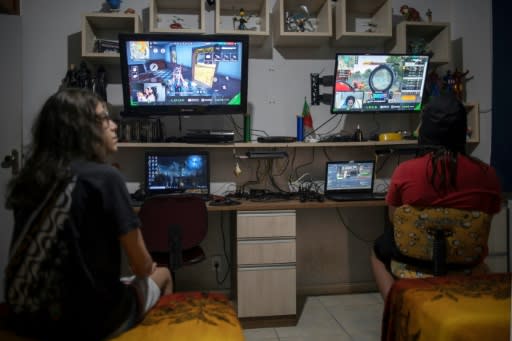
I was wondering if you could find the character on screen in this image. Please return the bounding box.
[169,65,187,93]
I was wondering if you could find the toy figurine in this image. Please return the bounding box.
[100,0,121,12]
[426,8,432,23]
[170,16,185,29]
[400,5,421,21]
[285,5,315,32]
[233,8,250,30]
[452,68,472,101]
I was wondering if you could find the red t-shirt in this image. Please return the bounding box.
[386,154,502,215]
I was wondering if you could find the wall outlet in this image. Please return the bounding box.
[211,255,222,272]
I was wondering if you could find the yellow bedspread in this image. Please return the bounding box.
[382,273,511,341]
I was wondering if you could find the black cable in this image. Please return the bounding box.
[215,211,231,285]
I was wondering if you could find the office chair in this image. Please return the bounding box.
[390,205,492,278]
[138,195,208,280]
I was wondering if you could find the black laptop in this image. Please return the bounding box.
[144,151,210,200]
[324,160,385,201]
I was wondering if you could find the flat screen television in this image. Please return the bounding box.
[144,151,210,197]
[119,33,249,117]
[330,53,430,114]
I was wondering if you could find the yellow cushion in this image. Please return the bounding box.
[111,292,244,341]
[391,206,491,278]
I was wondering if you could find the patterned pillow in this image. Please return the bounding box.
[111,292,244,341]
[391,205,491,278]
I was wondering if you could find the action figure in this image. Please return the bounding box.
[442,70,456,94]
[61,64,78,89]
[93,65,108,101]
[285,5,315,32]
[100,0,122,12]
[426,9,432,23]
[170,16,185,29]
[400,5,421,21]
[77,61,93,90]
[452,68,472,101]
[233,8,249,30]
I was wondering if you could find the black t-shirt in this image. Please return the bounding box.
[9,161,141,340]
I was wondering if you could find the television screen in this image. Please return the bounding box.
[119,33,249,117]
[144,151,210,197]
[331,54,430,114]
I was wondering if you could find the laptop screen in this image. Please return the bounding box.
[325,160,375,193]
[144,151,210,197]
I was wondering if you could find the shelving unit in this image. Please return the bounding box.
[390,21,451,66]
[215,0,269,46]
[272,0,332,47]
[148,0,205,33]
[333,0,392,47]
[117,140,419,149]
[81,12,141,63]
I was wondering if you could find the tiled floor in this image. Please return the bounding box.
[243,292,384,341]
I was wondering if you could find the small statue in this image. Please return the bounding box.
[233,8,250,30]
[285,5,315,32]
[426,9,432,23]
[170,16,185,29]
[77,61,93,90]
[452,68,472,101]
[400,5,421,21]
[100,0,122,12]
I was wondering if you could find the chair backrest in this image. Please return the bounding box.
[391,205,491,278]
[138,195,208,253]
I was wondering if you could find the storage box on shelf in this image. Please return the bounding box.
[272,0,332,47]
[81,12,141,62]
[149,0,205,33]
[215,0,269,46]
[390,21,451,66]
[333,0,392,47]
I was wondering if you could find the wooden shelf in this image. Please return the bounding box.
[148,0,205,33]
[215,0,270,46]
[390,21,451,66]
[81,12,141,62]
[272,0,332,47]
[117,140,419,148]
[333,0,392,47]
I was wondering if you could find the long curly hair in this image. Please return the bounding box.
[6,88,107,210]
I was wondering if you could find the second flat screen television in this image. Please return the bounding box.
[119,33,249,117]
[331,54,430,114]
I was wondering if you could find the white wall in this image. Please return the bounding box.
[5,0,496,293]
[18,0,493,157]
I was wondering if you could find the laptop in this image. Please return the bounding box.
[324,160,385,201]
[144,151,211,200]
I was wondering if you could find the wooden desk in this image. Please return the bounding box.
[206,198,387,211]
[134,198,387,328]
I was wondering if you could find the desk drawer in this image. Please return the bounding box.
[237,266,296,317]
[237,239,296,265]
[237,210,296,238]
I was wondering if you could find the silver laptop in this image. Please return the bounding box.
[324,160,384,201]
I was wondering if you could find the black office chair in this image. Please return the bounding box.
[138,195,208,284]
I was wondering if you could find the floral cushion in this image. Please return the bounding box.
[391,205,491,278]
[111,291,244,341]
